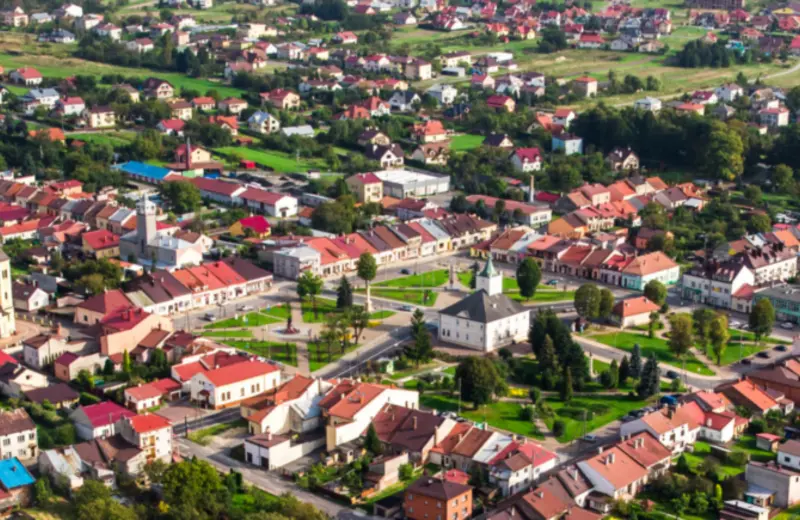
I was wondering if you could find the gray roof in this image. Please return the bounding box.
[439,290,527,323]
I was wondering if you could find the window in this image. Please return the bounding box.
[2,439,9,446]
[16,435,23,442]
[28,433,34,440]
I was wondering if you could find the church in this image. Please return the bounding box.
[119,195,210,270]
[438,258,531,352]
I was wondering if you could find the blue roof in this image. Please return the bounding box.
[0,458,35,489]
[114,161,172,181]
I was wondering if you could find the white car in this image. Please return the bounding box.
[238,305,254,312]
[781,322,794,330]
[204,312,216,322]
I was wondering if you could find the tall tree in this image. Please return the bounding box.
[749,299,776,345]
[161,458,228,519]
[336,276,353,309]
[692,308,716,353]
[357,252,377,310]
[630,344,642,380]
[605,359,619,389]
[122,350,131,374]
[347,306,370,345]
[574,283,601,319]
[560,366,573,402]
[619,356,631,383]
[516,258,541,301]
[648,311,660,339]
[598,288,615,320]
[636,353,660,398]
[406,309,433,367]
[644,280,667,307]
[297,270,323,318]
[455,357,503,408]
[668,313,694,359]
[709,314,730,366]
[364,423,383,454]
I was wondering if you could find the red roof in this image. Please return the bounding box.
[128,413,171,433]
[200,360,279,387]
[486,95,514,108]
[158,119,186,131]
[173,361,207,382]
[55,352,79,366]
[15,67,41,80]
[350,173,381,185]
[579,34,604,43]
[193,96,215,105]
[80,401,135,428]
[241,188,285,205]
[238,215,271,234]
[78,289,133,315]
[0,350,16,368]
[513,147,541,162]
[83,229,120,250]
[100,308,151,332]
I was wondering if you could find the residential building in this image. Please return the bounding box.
[190,360,281,409]
[118,414,172,466]
[0,409,37,460]
[611,296,660,328]
[345,173,384,204]
[248,111,280,134]
[403,477,472,520]
[70,401,136,440]
[12,282,48,313]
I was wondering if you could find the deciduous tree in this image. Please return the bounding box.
[516,258,541,301]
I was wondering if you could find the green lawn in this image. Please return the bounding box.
[262,304,292,320]
[205,312,282,329]
[544,395,653,443]
[223,340,298,367]
[187,419,247,446]
[592,332,714,376]
[727,328,791,345]
[375,269,450,288]
[201,330,254,339]
[456,271,472,287]
[308,340,360,372]
[508,290,576,304]
[420,393,544,439]
[443,366,456,376]
[450,134,484,152]
[388,363,438,380]
[370,310,396,320]
[70,132,135,146]
[301,297,341,323]
[368,289,439,307]
[214,146,327,173]
[717,342,770,366]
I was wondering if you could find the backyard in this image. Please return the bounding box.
[420,393,545,439]
[591,331,715,376]
[449,134,484,152]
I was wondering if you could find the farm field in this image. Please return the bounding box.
[214,146,328,173]
[449,134,484,151]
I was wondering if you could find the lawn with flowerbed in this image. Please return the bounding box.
[375,269,450,288]
[543,394,654,443]
[300,297,342,323]
[223,340,298,367]
[367,288,439,307]
[420,393,544,439]
[591,332,714,375]
[205,312,282,329]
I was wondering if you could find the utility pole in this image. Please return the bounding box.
[457,378,461,415]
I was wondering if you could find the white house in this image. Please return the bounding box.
[0,409,37,461]
[190,360,281,409]
[510,148,542,173]
[247,111,280,134]
[438,258,530,352]
[70,401,136,440]
[716,83,744,103]
[634,96,662,112]
[619,403,702,454]
[12,283,49,312]
[119,414,173,468]
[489,441,558,497]
[620,251,680,291]
[240,189,298,218]
[425,84,458,105]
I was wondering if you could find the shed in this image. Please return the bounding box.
[756,432,781,452]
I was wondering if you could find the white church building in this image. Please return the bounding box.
[119,195,209,269]
[438,258,530,352]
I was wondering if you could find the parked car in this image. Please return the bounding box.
[400,268,411,275]
[775,345,789,352]
[730,320,741,329]
[401,305,416,312]
[204,312,216,322]
[782,322,795,330]
[665,370,679,379]
[546,279,559,286]
[582,434,598,443]
[740,358,752,365]
[756,351,771,359]
[237,304,254,312]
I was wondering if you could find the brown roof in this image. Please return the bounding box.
[406,477,471,501]
[138,328,171,349]
[779,439,800,457]
[24,383,79,405]
[612,296,659,318]
[389,409,444,452]
[617,431,671,469]
[581,447,648,490]
[0,408,35,435]
[327,382,385,420]
[521,485,569,519]
[452,427,493,458]
[622,251,677,276]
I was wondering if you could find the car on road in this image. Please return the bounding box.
[582,434,598,443]
[545,279,559,286]
[400,305,415,311]
[237,305,254,312]
[400,269,410,275]
[740,358,752,365]
[775,345,789,352]
[204,313,216,322]
[730,320,741,329]
[756,351,771,359]
[782,322,795,330]
[665,370,679,379]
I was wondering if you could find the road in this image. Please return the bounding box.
[175,438,347,516]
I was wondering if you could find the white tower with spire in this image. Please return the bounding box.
[136,194,157,256]
[476,257,503,296]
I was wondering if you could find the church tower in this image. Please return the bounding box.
[136,194,157,255]
[476,257,503,296]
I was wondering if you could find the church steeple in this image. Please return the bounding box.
[476,257,502,296]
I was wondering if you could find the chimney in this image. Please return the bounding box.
[607,452,615,464]
[706,418,712,427]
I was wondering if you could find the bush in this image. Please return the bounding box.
[748,418,766,435]
[518,405,534,421]
[552,420,566,437]
[537,402,554,418]
[727,451,749,467]
[79,392,100,406]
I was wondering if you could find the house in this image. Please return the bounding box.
[552,133,583,155]
[126,38,154,53]
[578,33,605,49]
[619,251,680,290]
[412,120,449,143]
[70,401,136,440]
[346,173,384,204]
[486,95,516,113]
[12,282,48,313]
[229,215,271,238]
[190,360,281,409]
[425,84,458,105]
[692,90,718,105]
[55,97,86,117]
[411,143,450,166]
[168,100,193,121]
[1,7,28,27]
[248,111,280,134]
[403,477,472,520]
[553,108,576,129]
[123,379,182,411]
[157,119,186,136]
[606,147,639,171]
[389,91,421,112]
[406,59,433,81]
[365,144,405,169]
[333,31,358,44]
[240,189,298,217]
[218,97,248,114]
[483,133,514,149]
[760,107,790,128]
[192,96,216,111]
[10,68,41,86]
[635,96,662,112]
[573,76,598,97]
[716,83,744,102]
[262,89,300,110]
[358,129,391,147]
[118,414,173,466]
[511,147,542,172]
[719,379,782,416]
[209,115,239,136]
[611,296,660,328]
[142,78,174,100]
[24,383,79,409]
[75,289,133,325]
[0,364,48,398]
[576,446,649,503]
[0,409,37,460]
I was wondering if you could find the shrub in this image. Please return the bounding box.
[552,419,566,437]
[518,405,534,421]
[79,392,100,406]
[727,451,749,467]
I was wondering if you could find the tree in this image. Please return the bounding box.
[704,120,744,181]
[122,350,131,374]
[749,299,776,344]
[34,478,53,506]
[644,280,667,307]
[607,359,619,389]
[774,164,795,192]
[574,283,601,319]
[516,258,541,301]
[598,288,614,320]
[297,271,323,318]
[347,306,370,345]
[537,335,559,389]
[144,459,169,484]
[744,185,763,206]
[648,311,660,339]
[637,353,660,398]
[692,308,716,352]
[619,356,631,383]
[560,366,573,402]
[160,180,202,214]
[405,309,433,367]
[364,423,383,454]
[668,314,693,359]
[709,314,730,365]
[630,344,642,379]
[399,463,414,481]
[161,458,228,520]
[336,276,353,309]
[357,252,377,309]
[455,357,503,408]
[748,213,772,234]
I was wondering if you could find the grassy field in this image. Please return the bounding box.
[205,311,282,329]
[69,132,135,146]
[201,330,254,338]
[223,340,298,367]
[420,393,544,439]
[544,394,653,443]
[370,310,396,320]
[508,290,576,304]
[308,339,359,372]
[301,297,341,323]
[214,146,327,173]
[262,304,292,320]
[592,332,714,375]
[375,269,450,288]
[187,419,247,446]
[450,134,484,152]
[368,288,439,307]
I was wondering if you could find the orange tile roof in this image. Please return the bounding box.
[613,296,659,318]
[582,447,648,490]
[327,382,386,420]
[622,251,677,276]
[730,379,778,412]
